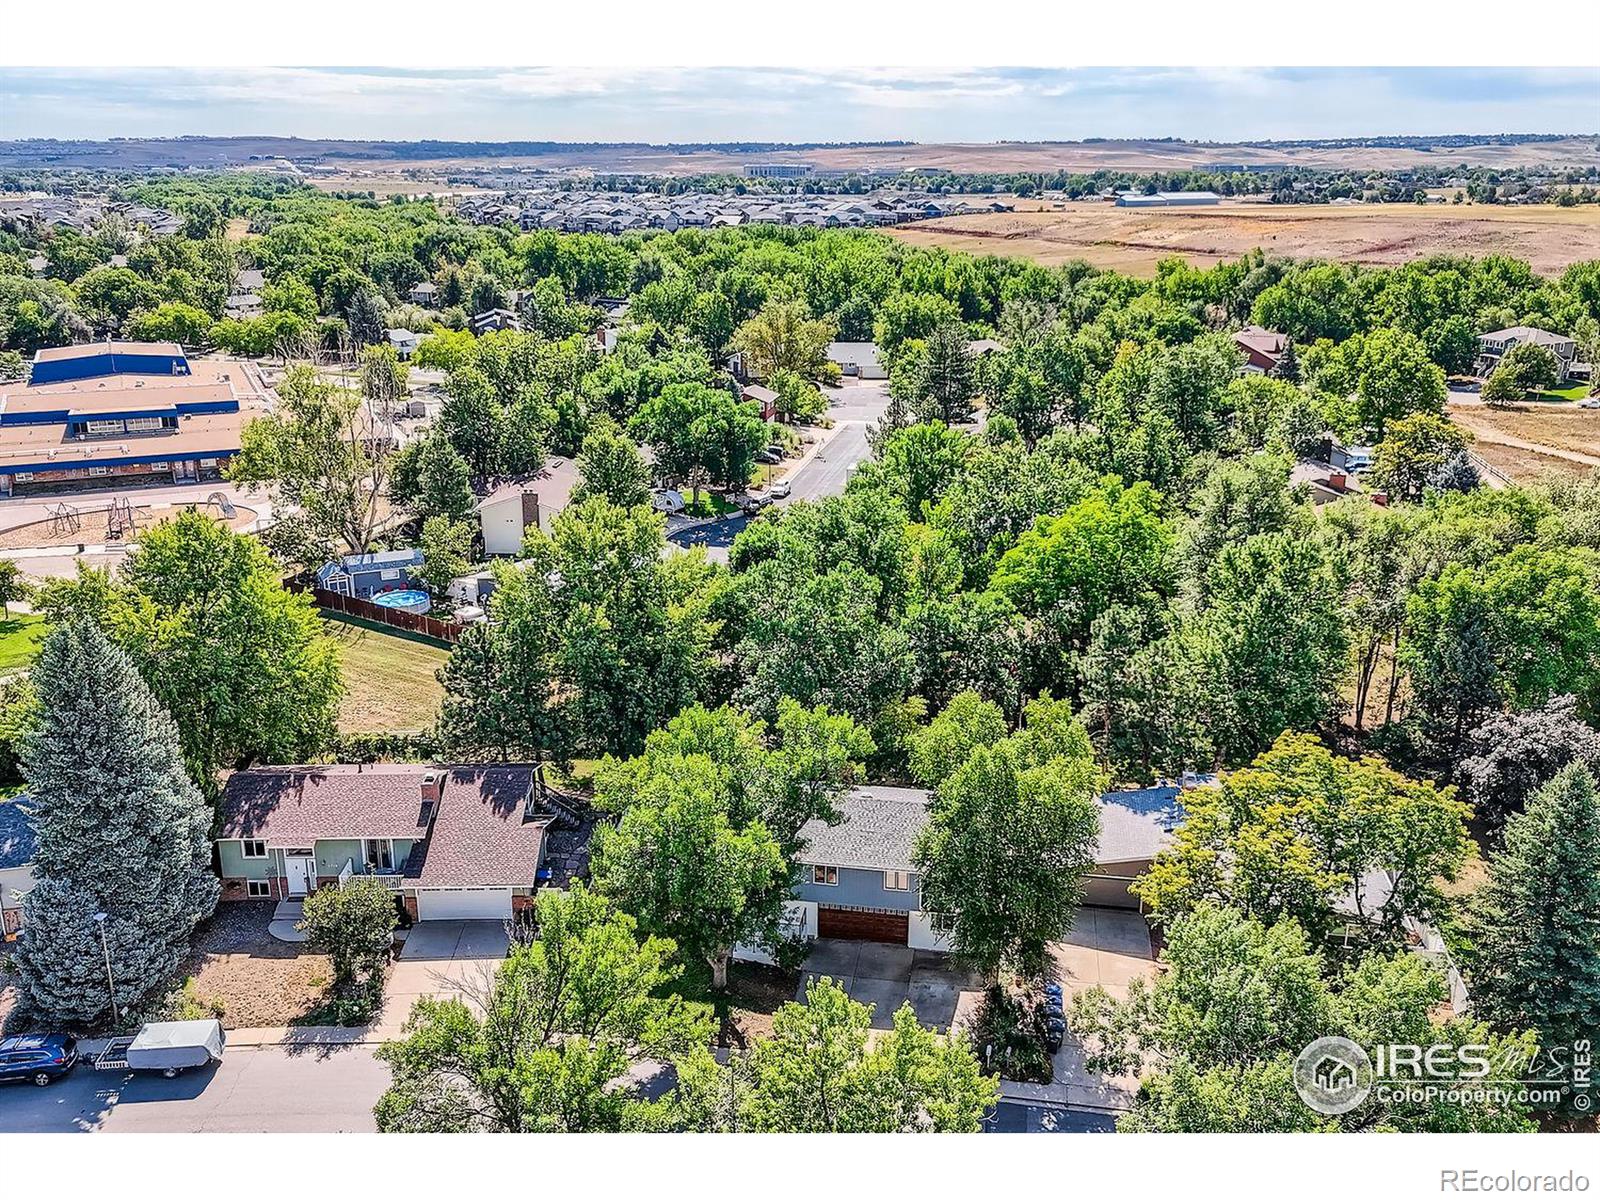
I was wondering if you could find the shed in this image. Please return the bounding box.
[315,547,425,598]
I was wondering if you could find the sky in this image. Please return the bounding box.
[1,67,1596,144]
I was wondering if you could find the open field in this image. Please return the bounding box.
[12,134,1596,175]
[885,201,1600,277]
[325,617,450,734]
[1451,399,1600,481]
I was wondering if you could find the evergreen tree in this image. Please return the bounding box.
[14,623,218,1023]
[916,321,976,425]
[1468,764,1600,1061]
[1271,338,1300,383]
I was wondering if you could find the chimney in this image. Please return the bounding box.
[420,769,445,822]
[1327,471,1346,491]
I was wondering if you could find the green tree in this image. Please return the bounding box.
[14,623,218,1023]
[127,301,214,346]
[299,877,397,1016]
[1134,733,1470,946]
[36,513,342,790]
[375,884,710,1132]
[729,298,839,383]
[914,716,1103,980]
[1466,764,1600,1066]
[857,422,969,517]
[1351,327,1449,439]
[438,366,506,484]
[1498,342,1561,394]
[652,978,996,1132]
[906,690,1008,790]
[572,418,652,509]
[228,364,388,560]
[1403,545,1600,766]
[0,558,31,617]
[1480,365,1524,409]
[1368,411,1474,503]
[913,321,976,425]
[590,753,790,991]
[412,433,477,524]
[416,515,476,601]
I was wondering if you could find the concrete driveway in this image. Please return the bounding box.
[376,920,510,1034]
[799,939,984,1033]
[1044,907,1157,1110]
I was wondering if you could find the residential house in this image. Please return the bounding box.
[1081,786,1184,909]
[1233,325,1290,374]
[476,456,580,555]
[216,764,559,921]
[386,328,422,360]
[741,383,778,421]
[794,786,943,947]
[314,547,424,599]
[1475,326,1578,382]
[470,308,523,336]
[1291,460,1368,506]
[409,281,439,307]
[0,795,36,939]
[784,781,1193,951]
[826,341,886,380]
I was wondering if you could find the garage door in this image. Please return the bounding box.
[817,907,910,943]
[415,887,513,921]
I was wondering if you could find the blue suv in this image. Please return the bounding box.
[0,1033,79,1087]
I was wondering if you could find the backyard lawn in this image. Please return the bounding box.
[326,617,451,734]
[0,614,47,675]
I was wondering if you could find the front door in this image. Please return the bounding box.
[284,851,316,897]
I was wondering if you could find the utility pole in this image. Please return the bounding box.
[92,912,118,1026]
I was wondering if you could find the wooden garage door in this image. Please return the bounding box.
[817,907,910,943]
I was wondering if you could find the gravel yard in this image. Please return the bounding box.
[182,902,338,1029]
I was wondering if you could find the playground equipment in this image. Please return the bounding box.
[105,497,137,541]
[46,502,80,537]
[203,491,237,519]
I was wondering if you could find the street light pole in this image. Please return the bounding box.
[91,912,117,1025]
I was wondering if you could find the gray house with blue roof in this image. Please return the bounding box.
[0,794,37,938]
[775,782,1187,951]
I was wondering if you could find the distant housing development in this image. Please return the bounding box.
[0,342,263,497]
[455,189,1012,234]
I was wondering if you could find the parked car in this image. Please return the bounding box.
[738,491,772,514]
[0,1033,79,1087]
[1580,397,1600,409]
[769,479,792,499]
[755,449,783,465]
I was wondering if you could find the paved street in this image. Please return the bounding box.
[784,419,872,503]
[0,1043,388,1133]
[985,1101,1118,1133]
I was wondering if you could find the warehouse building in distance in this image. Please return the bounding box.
[0,342,262,497]
[1115,190,1222,207]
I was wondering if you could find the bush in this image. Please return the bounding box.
[970,987,1055,1084]
[298,878,397,1003]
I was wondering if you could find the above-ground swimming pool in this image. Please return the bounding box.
[369,589,432,614]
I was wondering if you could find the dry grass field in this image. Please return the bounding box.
[885,201,1600,277]
[1451,400,1600,481]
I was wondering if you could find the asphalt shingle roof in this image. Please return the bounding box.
[401,767,546,888]
[0,795,37,871]
[1094,786,1184,864]
[798,786,929,872]
[217,764,438,843]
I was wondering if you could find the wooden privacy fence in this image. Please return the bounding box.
[292,580,464,644]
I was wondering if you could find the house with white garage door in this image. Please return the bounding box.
[215,763,567,921]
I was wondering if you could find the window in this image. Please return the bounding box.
[365,839,394,872]
[87,466,111,477]
[82,419,124,437]
[240,839,267,859]
[884,870,911,891]
[811,865,838,886]
[246,880,272,898]
[123,417,163,433]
